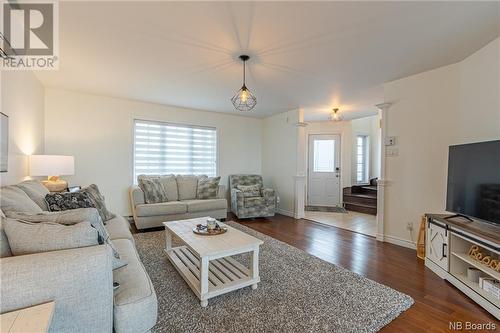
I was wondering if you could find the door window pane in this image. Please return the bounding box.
[313,139,335,172]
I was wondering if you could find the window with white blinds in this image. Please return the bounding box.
[356,135,369,183]
[133,120,217,180]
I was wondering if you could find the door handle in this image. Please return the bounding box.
[442,243,447,258]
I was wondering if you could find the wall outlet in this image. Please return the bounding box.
[384,136,397,146]
[406,222,413,231]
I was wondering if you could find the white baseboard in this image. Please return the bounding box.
[277,209,295,218]
[382,234,416,250]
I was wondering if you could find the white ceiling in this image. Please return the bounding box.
[36,1,500,121]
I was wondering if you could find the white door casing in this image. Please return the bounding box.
[307,134,341,207]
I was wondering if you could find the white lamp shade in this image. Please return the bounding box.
[29,155,75,177]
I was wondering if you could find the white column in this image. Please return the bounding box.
[294,109,307,219]
[375,103,392,242]
[294,175,306,219]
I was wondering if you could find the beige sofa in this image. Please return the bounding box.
[130,176,227,230]
[0,181,157,333]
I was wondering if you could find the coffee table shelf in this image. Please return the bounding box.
[166,246,255,299]
[163,218,263,307]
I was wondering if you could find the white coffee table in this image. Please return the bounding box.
[163,217,263,307]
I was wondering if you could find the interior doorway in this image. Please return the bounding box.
[307,134,341,208]
[302,114,382,238]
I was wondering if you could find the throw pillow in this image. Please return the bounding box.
[16,181,50,211]
[137,175,168,204]
[237,184,262,197]
[3,219,98,256]
[0,186,43,216]
[197,176,221,199]
[45,192,95,212]
[81,184,116,222]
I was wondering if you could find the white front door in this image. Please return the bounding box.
[307,134,341,207]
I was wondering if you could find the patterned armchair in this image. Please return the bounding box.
[229,174,276,219]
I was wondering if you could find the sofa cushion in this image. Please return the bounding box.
[0,186,43,215]
[177,175,206,200]
[105,215,133,241]
[197,176,221,199]
[244,196,265,207]
[135,201,187,217]
[3,219,98,256]
[16,181,50,210]
[158,175,179,201]
[182,199,227,213]
[137,175,168,204]
[81,184,116,222]
[45,192,95,212]
[112,239,157,333]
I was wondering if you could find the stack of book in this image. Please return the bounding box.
[479,277,500,300]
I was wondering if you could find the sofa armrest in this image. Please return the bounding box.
[262,188,275,198]
[230,188,245,213]
[262,188,276,208]
[129,186,145,222]
[129,185,145,206]
[217,185,226,199]
[0,245,114,332]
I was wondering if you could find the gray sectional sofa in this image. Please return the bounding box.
[130,175,227,229]
[0,181,157,333]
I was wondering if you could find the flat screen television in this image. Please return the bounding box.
[446,140,500,225]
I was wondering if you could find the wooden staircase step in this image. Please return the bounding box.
[345,202,377,215]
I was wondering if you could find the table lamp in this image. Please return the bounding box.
[29,155,75,192]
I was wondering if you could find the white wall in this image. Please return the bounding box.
[44,89,263,215]
[383,37,500,248]
[0,71,45,186]
[261,109,300,216]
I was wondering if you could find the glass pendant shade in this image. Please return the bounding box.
[231,55,257,111]
[330,108,343,121]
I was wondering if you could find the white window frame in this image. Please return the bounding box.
[133,119,218,182]
[356,134,370,184]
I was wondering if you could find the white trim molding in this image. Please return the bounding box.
[375,102,392,242]
[277,209,295,218]
[381,234,417,250]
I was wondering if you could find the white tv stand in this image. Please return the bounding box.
[425,214,500,319]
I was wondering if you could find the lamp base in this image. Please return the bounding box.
[42,179,68,192]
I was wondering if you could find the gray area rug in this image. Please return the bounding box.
[306,206,348,213]
[133,222,413,333]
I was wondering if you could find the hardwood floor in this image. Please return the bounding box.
[134,214,498,332]
[231,214,499,333]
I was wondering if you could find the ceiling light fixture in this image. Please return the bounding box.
[231,55,257,111]
[330,108,343,122]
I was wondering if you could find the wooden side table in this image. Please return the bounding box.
[1,301,55,333]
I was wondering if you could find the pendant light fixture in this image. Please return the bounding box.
[231,55,257,111]
[330,108,343,122]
